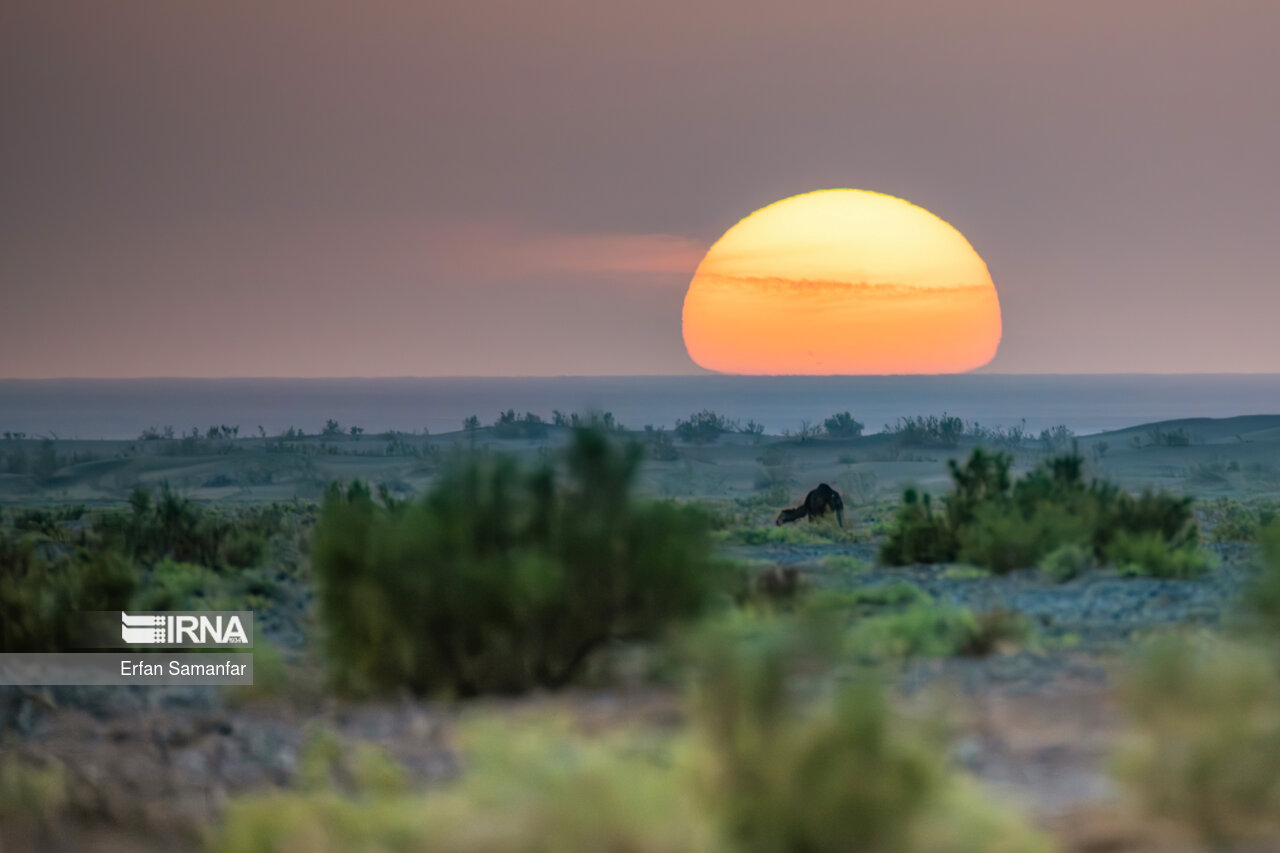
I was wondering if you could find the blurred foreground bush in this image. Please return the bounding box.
[313,428,729,696]
[214,609,1049,853]
[1244,520,1280,635]
[688,612,1050,853]
[881,449,1202,575]
[1118,633,1280,847]
[216,717,724,853]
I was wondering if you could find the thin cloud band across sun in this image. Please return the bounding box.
[681,189,1002,375]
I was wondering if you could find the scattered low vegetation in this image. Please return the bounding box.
[847,603,1030,661]
[491,409,548,439]
[0,486,296,653]
[823,411,865,438]
[883,414,966,447]
[0,536,135,652]
[95,485,282,570]
[5,411,1266,853]
[1107,530,1214,578]
[1040,542,1095,581]
[675,409,736,443]
[552,410,624,431]
[643,425,680,460]
[1145,425,1194,447]
[1203,496,1279,542]
[880,449,1203,575]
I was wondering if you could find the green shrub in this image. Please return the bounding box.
[1146,426,1192,447]
[675,409,735,444]
[1204,497,1278,543]
[1040,543,1095,582]
[843,582,930,610]
[687,611,1048,853]
[879,489,952,565]
[880,449,1201,575]
[735,524,826,546]
[492,409,549,439]
[644,425,680,460]
[0,534,136,652]
[754,481,791,506]
[11,505,85,538]
[1094,487,1197,554]
[822,554,868,573]
[93,485,277,570]
[959,608,1032,657]
[313,429,728,696]
[847,604,983,660]
[132,559,220,610]
[823,411,865,438]
[1245,521,1280,635]
[958,501,1091,575]
[1106,531,1212,579]
[884,414,965,447]
[1117,634,1280,846]
[690,616,944,853]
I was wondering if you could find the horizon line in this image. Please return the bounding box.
[4,371,1280,382]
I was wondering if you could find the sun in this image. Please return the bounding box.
[681,189,1002,374]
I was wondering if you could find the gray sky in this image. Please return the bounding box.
[2,1,1278,377]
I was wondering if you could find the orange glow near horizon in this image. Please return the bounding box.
[682,189,1002,374]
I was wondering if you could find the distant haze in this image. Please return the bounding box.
[2,2,1279,377]
[4,376,1280,440]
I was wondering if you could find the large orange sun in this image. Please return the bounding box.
[682,189,1002,374]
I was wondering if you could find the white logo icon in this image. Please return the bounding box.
[119,611,249,646]
[121,611,166,643]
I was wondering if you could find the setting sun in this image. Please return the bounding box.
[682,189,1002,374]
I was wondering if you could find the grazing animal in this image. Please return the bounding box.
[775,483,844,527]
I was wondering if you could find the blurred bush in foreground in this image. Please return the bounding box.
[313,428,729,696]
[1117,633,1280,847]
[214,609,1050,853]
[216,717,723,853]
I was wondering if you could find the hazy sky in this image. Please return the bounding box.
[2,1,1278,377]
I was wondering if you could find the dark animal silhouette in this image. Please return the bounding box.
[775,483,844,527]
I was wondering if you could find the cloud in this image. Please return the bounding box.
[417,221,705,282]
[692,273,993,297]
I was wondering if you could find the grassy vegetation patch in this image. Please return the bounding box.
[1202,496,1280,543]
[880,449,1204,575]
[822,553,869,573]
[0,487,300,653]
